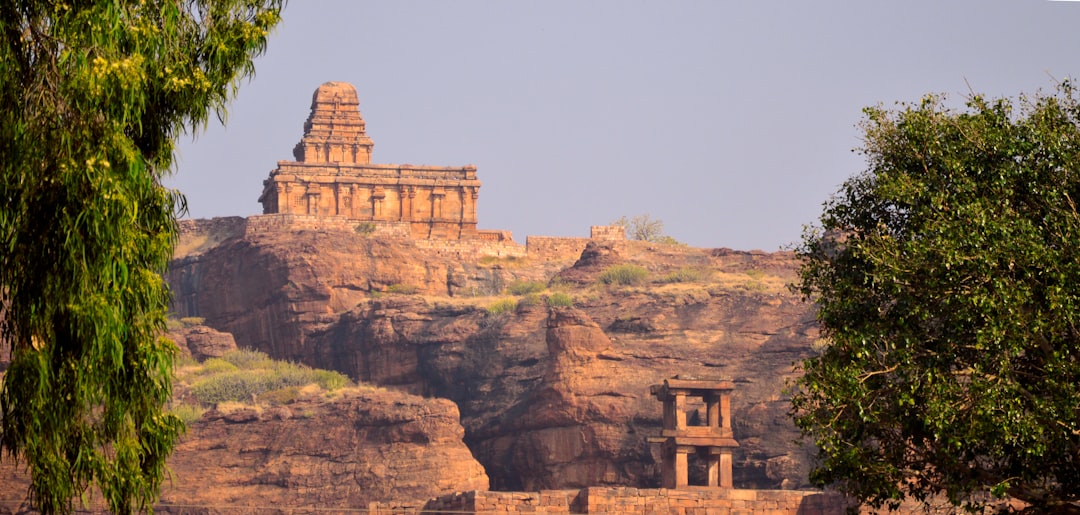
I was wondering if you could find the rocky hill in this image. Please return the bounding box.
[166,218,819,494]
[0,218,821,512]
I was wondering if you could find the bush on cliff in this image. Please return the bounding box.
[598,264,649,286]
[186,350,352,406]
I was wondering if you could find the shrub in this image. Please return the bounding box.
[354,222,376,234]
[258,386,302,405]
[545,292,574,307]
[179,316,205,327]
[598,264,649,286]
[313,369,352,390]
[386,283,419,295]
[199,358,238,375]
[506,280,546,296]
[168,404,206,426]
[222,348,273,370]
[486,298,518,316]
[659,266,708,284]
[516,293,541,309]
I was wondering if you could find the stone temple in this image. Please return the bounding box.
[258,82,481,240]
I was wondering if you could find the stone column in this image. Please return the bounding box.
[707,451,720,487]
[719,448,733,488]
[674,392,687,430]
[707,393,720,429]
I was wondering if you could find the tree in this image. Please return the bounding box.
[612,214,682,244]
[791,84,1080,512]
[0,2,282,513]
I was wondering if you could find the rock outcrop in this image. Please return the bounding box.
[0,388,488,514]
[168,324,238,361]
[166,221,819,493]
[159,389,488,512]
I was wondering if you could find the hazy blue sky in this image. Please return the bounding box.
[169,1,1080,251]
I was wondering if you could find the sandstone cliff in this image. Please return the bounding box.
[166,219,819,493]
[0,369,487,514]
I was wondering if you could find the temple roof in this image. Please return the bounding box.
[292,81,374,164]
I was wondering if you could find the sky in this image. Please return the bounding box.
[168,1,1080,251]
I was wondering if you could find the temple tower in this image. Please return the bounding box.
[291,81,374,164]
[258,82,481,239]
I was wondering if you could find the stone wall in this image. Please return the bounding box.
[244,213,411,238]
[180,215,632,263]
[525,236,594,262]
[367,487,851,514]
[178,216,247,239]
[413,238,527,259]
[590,225,626,240]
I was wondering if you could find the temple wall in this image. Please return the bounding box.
[367,487,851,515]
[244,214,411,239]
[525,236,594,262]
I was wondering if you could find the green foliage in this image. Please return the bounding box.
[386,283,419,295]
[167,404,206,426]
[0,3,282,512]
[598,264,649,286]
[658,266,708,284]
[791,84,1080,511]
[506,280,547,296]
[199,358,239,376]
[178,316,206,327]
[485,298,519,316]
[516,293,541,309]
[190,350,352,405]
[221,348,273,370]
[313,369,350,390]
[545,292,574,307]
[611,214,682,244]
[354,222,376,234]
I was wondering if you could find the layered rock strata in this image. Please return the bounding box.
[167,222,819,492]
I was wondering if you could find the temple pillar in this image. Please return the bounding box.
[719,448,733,487]
[674,446,691,488]
[706,452,719,487]
[707,393,720,428]
[674,392,686,430]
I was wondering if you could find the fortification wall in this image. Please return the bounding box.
[180,217,627,262]
[243,214,411,238]
[525,236,593,262]
[177,216,247,238]
[367,487,850,514]
[413,238,526,259]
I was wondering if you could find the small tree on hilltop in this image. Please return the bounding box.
[0,2,282,513]
[792,84,1080,511]
[612,214,681,244]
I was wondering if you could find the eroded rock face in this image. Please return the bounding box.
[168,325,238,361]
[159,390,488,511]
[166,222,819,492]
[0,389,488,513]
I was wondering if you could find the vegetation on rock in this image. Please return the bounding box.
[175,349,352,407]
[792,85,1080,511]
[598,263,650,286]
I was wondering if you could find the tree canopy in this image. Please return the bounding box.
[792,84,1080,511]
[612,214,682,244]
[0,1,281,513]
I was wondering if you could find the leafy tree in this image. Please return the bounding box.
[612,214,681,244]
[0,1,282,513]
[791,84,1080,512]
